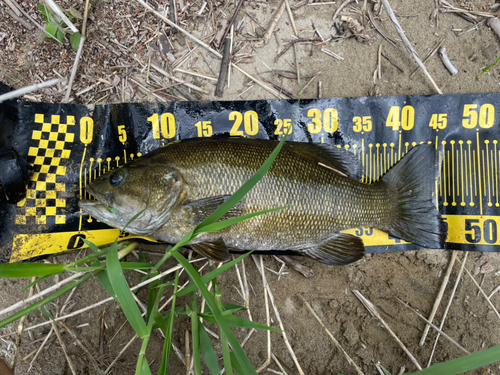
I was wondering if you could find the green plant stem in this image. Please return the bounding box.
[172,251,256,375]
[159,269,180,375]
[136,284,165,375]
[190,287,201,375]
[478,55,500,78]
[215,280,232,375]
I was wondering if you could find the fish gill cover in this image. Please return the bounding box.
[0,88,499,262]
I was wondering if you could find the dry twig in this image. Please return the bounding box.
[298,293,365,375]
[0,78,64,103]
[419,251,458,346]
[353,290,422,370]
[428,252,469,366]
[380,0,442,94]
[262,0,287,44]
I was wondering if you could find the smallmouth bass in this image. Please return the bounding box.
[79,138,446,265]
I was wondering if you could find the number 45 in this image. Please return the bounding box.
[429,113,447,130]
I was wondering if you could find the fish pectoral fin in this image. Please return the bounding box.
[299,233,365,266]
[190,239,230,262]
[185,196,244,225]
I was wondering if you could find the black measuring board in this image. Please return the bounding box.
[0,92,499,262]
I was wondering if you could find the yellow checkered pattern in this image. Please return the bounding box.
[16,114,75,225]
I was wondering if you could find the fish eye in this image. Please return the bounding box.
[109,170,125,187]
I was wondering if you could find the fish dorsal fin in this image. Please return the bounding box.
[300,233,365,266]
[286,142,363,181]
[184,196,244,226]
[190,239,230,262]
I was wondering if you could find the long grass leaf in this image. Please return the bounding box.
[172,251,257,375]
[146,272,160,323]
[198,206,288,234]
[158,269,180,375]
[19,274,53,293]
[176,252,252,298]
[81,238,102,253]
[155,311,168,335]
[137,284,164,374]
[198,314,281,331]
[106,240,148,338]
[214,279,232,375]
[409,345,500,375]
[96,268,116,299]
[0,263,64,278]
[191,288,202,375]
[229,352,245,375]
[199,322,220,375]
[140,360,152,375]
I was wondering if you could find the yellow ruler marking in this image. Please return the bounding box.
[451,141,456,206]
[460,141,465,206]
[486,141,492,207]
[398,133,402,161]
[477,131,483,215]
[495,140,499,207]
[464,149,469,199]
[482,150,487,197]
[369,143,373,184]
[376,143,380,181]
[78,147,87,231]
[442,142,447,206]
[448,150,451,206]
[383,143,387,174]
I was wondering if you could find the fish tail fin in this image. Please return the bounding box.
[379,144,446,248]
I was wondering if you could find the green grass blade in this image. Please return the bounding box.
[154,311,168,334]
[478,55,500,78]
[214,280,232,375]
[81,238,101,253]
[119,262,155,270]
[198,314,281,331]
[146,273,160,322]
[198,206,289,233]
[136,284,164,375]
[19,274,53,293]
[140,360,152,375]
[172,251,257,375]
[66,262,153,272]
[176,252,252,298]
[409,345,500,375]
[190,289,202,375]
[229,352,245,375]
[0,263,64,278]
[158,269,180,375]
[199,322,220,375]
[106,240,148,338]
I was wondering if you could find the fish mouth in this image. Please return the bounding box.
[78,187,116,217]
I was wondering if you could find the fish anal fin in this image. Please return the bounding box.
[184,196,244,226]
[190,239,230,262]
[299,233,365,266]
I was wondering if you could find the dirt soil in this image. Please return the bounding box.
[2,0,500,374]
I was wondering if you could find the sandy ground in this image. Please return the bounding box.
[2,0,500,374]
